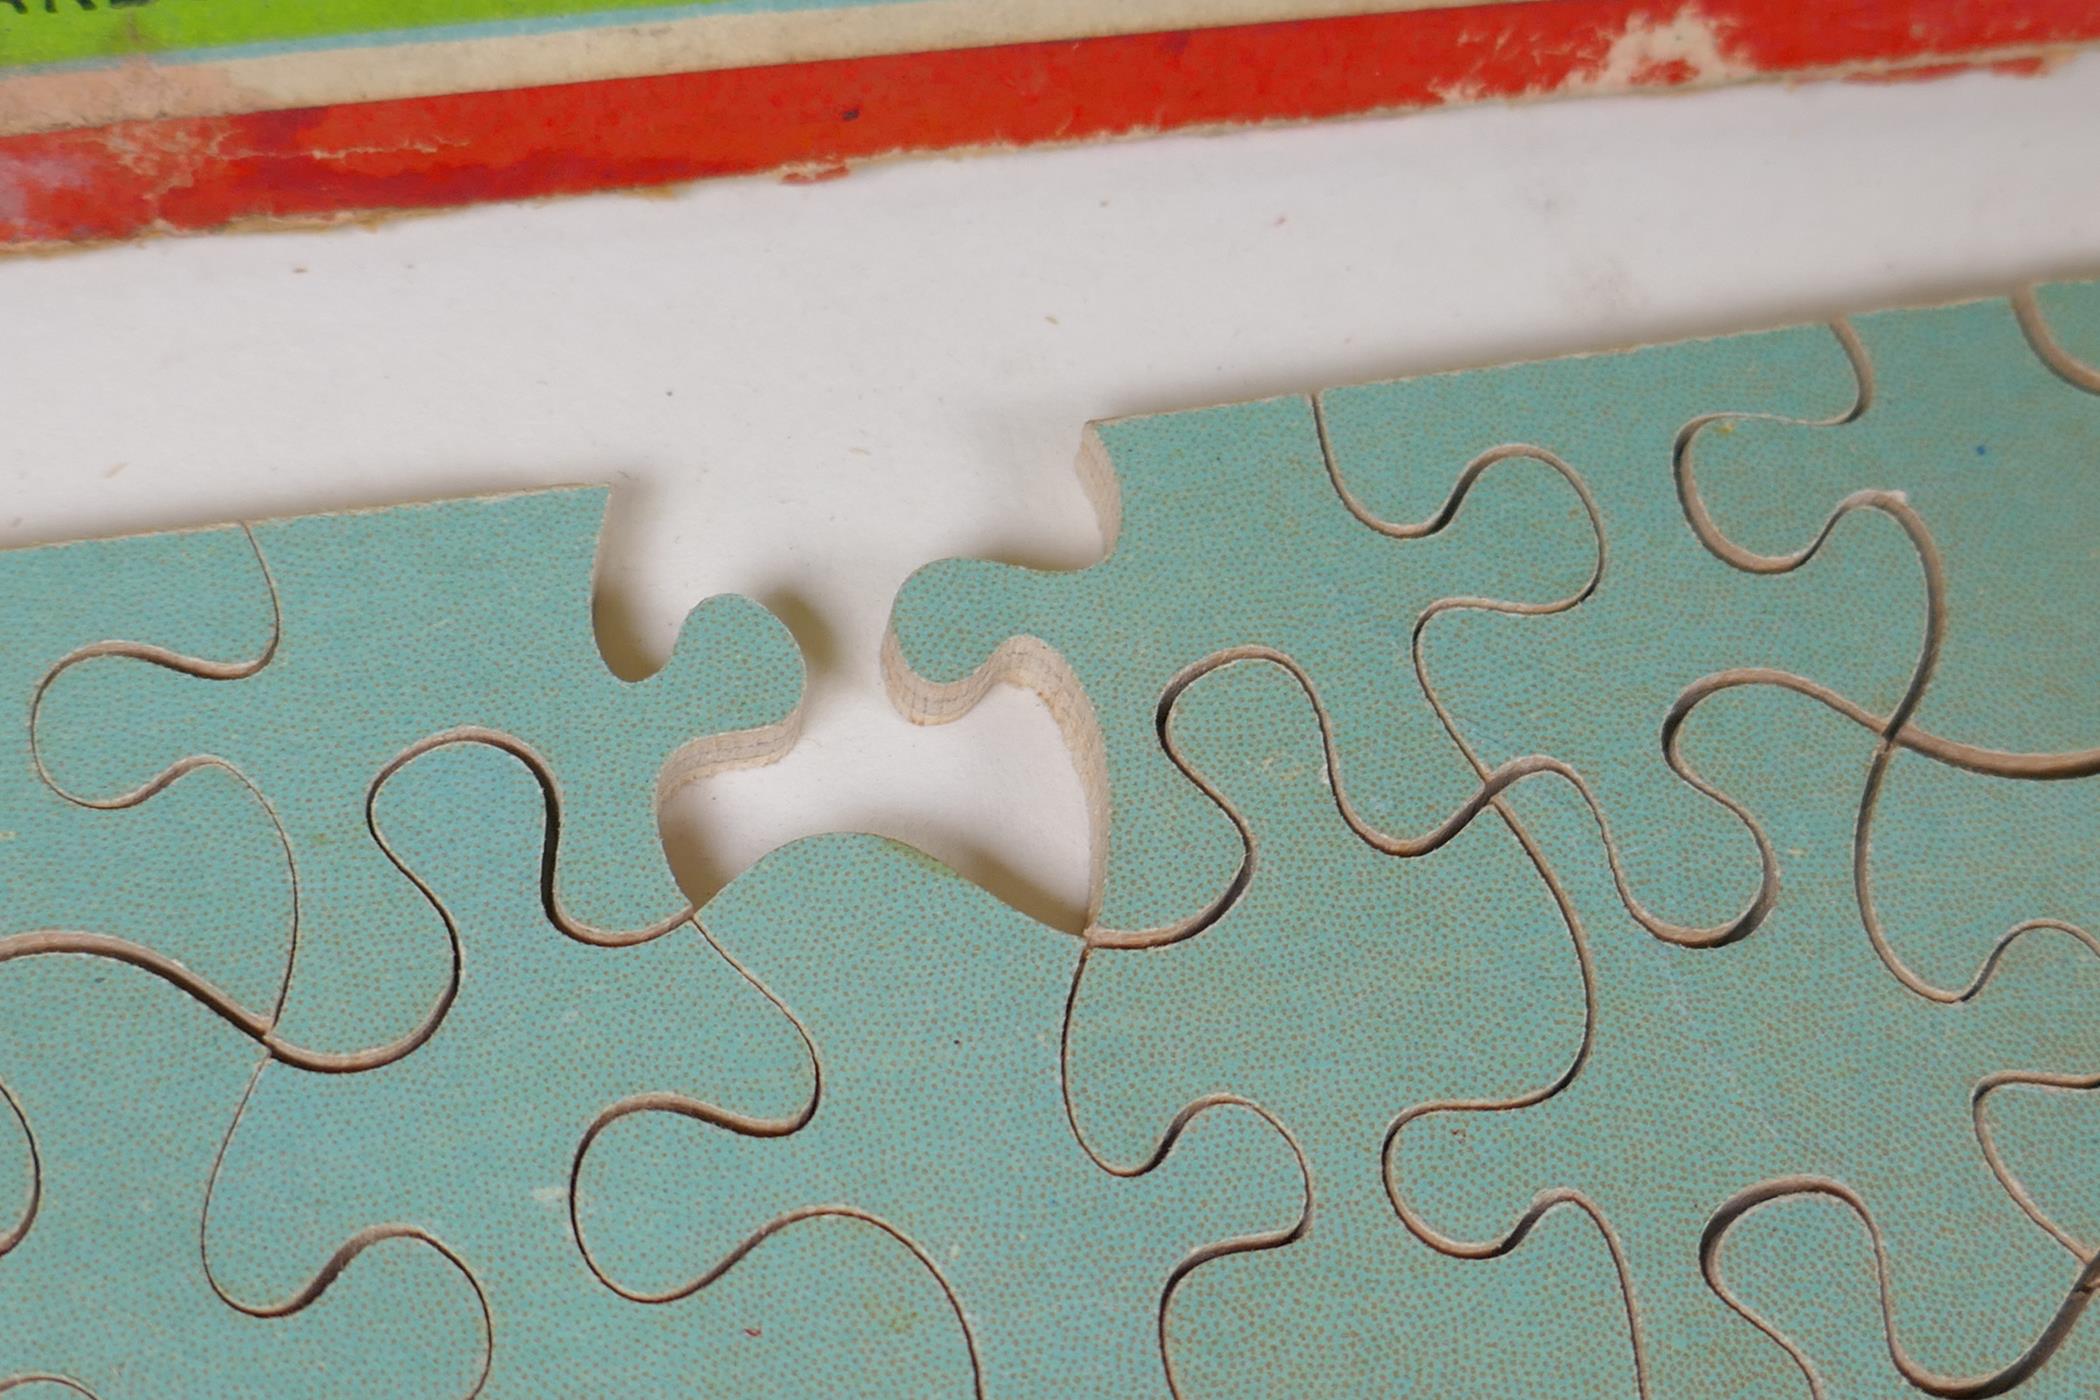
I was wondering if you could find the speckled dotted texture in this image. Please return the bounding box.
[30,487,806,1055]
[572,831,1305,1398]
[894,279,2100,1396]
[6,282,2100,1397]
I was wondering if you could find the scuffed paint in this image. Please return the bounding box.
[1561,5,1751,91]
[0,150,94,223]
[2,0,2097,251]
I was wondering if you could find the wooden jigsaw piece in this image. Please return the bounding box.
[0,959,485,1397]
[1706,1186,2100,1400]
[884,392,1597,944]
[571,831,1311,1397]
[1321,317,1916,948]
[0,524,333,1395]
[2,524,293,1024]
[1388,680,2100,1396]
[31,488,805,1054]
[1064,654,1637,1395]
[1656,283,2100,997]
[203,742,925,1395]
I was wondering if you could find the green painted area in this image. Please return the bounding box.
[0,0,806,72]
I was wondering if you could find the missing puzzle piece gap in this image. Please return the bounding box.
[883,392,1604,948]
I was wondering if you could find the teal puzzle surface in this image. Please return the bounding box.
[5,280,2099,1396]
[31,488,806,1056]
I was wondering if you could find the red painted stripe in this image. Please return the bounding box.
[3,0,2096,247]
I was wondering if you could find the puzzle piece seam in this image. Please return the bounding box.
[1673,315,2100,1003]
[1150,640,2100,1397]
[2015,284,2100,394]
[884,397,1607,948]
[1703,1175,2100,1397]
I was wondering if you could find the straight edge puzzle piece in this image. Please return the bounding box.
[883,402,1599,949]
[26,489,807,1055]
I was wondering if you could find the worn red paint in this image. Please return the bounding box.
[2,0,2096,247]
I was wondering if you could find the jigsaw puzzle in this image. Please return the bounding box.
[1063,653,1635,1396]
[571,830,1309,1397]
[30,486,806,1056]
[4,279,2099,1396]
[0,524,482,1395]
[884,390,1601,943]
[1656,285,2100,1000]
[207,740,991,1397]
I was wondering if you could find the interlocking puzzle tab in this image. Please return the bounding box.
[2,524,289,1021]
[208,741,972,1396]
[896,277,2100,1394]
[1320,316,1912,942]
[1668,287,2100,1000]
[0,526,481,1396]
[30,487,805,1056]
[571,831,1310,1397]
[1,491,813,1395]
[1064,654,1635,1396]
[885,392,1599,943]
[1349,281,2100,1395]
[6,278,2100,1397]
[1384,677,2100,1396]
